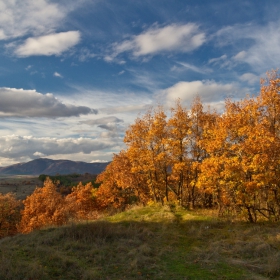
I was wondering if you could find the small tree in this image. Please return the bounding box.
[19,178,68,233]
[0,193,21,238]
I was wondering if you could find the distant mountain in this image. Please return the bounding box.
[0,158,110,175]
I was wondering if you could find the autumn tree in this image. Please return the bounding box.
[19,178,68,233]
[167,100,191,204]
[124,107,170,203]
[198,71,280,221]
[186,97,217,208]
[255,70,280,220]
[65,182,97,220]
[96,150,149,209]
[0,193,21,238]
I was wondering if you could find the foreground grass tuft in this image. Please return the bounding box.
[0,205,280,279]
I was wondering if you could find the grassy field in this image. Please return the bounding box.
[0,204,280,279]
[0,175,42,199]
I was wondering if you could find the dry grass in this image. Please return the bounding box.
[0,204,280,279]
[0,175,42,199]
[188,222,280,278]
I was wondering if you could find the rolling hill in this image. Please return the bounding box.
[0,158,109,175]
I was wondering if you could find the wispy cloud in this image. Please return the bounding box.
[172,61,212,74]
[208,54,235,69]
[0,87,97,118]
[78,47,96,61]
[214,21,280,71]
[13,31,81,57]
[106,23,206,61]
[208,54,227,65]
[65,85,153,116]
[54,72,63,78]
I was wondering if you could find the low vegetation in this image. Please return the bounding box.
[0,204,280,279]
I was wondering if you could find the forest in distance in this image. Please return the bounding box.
[1,70,280,238]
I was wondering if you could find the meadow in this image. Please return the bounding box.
[0,204,279,280]
[0,175,42,199]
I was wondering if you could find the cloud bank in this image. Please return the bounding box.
[0,135,115,159]
[0,88,97,118]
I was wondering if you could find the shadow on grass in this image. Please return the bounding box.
[0,206,280,279]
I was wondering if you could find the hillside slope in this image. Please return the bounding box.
[0,158,109,175]
[0,205,279,279]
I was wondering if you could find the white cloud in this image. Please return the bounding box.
[33,151,46,157]
[233,50,247,61]
[14,31,81,57]
[239,73,259,85]
[0,0,65,40]
[0,87,97,118]
[162,80,248,108]
[0,29,6,40]
[0,135,116,160]
[108,23,206,60]
[91,160,109,163]
[54,72,63,78]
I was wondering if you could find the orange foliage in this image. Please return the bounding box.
[0,193,21,238]
[96,70,280,221]
[19,178,68,233]
[65,182,97,220]
[96,151,148,209]
[16,70,280,224]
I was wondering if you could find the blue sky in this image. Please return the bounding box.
[0,0,279,166]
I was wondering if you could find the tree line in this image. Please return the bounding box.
[96,70,280,222]
[1,70,280,238]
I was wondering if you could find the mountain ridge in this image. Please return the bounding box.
[0,158,109,175]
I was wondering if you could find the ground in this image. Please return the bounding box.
[0,204,279,279]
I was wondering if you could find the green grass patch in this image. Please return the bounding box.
[0,204,279,279]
